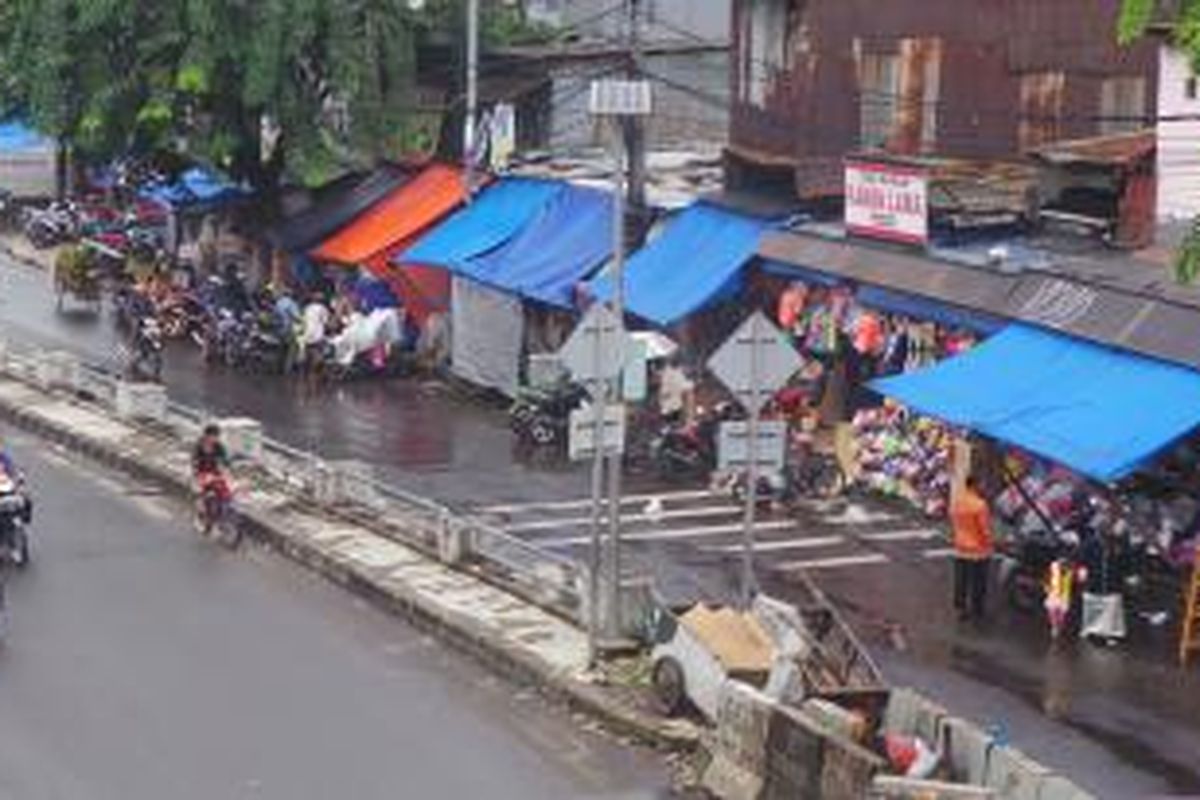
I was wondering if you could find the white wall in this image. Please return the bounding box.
[1157,45,1200,221]
[530,0,730,43]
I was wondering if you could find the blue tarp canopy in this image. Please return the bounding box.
[0,121,52,152]
[401,177,562,270]
[139,166,248,209]
[589,202,771,326]
[453,184,613,307]
[871,324,1200,482]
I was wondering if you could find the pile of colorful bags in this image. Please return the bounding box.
[852,403,954,518]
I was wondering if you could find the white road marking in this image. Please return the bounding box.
[480,488,721,515]
[858,528,945,543]
[823,505,897,525]
[539,519,797,547]
[704,535,845,553]
[505,504,741,532]
[777,553,890,571]
[922,547,958,560]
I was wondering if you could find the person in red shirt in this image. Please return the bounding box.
[951,475,995,620]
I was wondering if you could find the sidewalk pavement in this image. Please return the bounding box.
[0,375,701,753]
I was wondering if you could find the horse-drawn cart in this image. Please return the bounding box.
[53,244,103,313]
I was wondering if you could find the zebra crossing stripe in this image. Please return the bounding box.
[858,529,945,543]
[479,488,721,515]
[504,504,741,532]
[777,553,890,571]
[537,519,797,548]
[705,535,845,553]
[922,547,957,560]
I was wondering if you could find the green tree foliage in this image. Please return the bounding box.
[0,0,433,190]
[1120,0,1200,70]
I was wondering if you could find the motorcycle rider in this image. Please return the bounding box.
[0,435,15,478]
[191,424,231,515]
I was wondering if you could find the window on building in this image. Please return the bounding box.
[1100,76,1147,135]
[740,0,793,108]
[1018,71,1066,150]
[1187,76,1198,101]
[859,52,899,150]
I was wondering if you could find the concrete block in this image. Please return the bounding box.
[819,719,887,800]
[885,687,949,743]
[309,461,342,506]
[802,697,865,741]
[37,350,78,390]
[702,681,775,800]
[114,381,168,422]
[437,513,466,565]
[761,703,825,800]
[221,417,263,462]
[330,460,382,511]
[1037,776,1096,800]
[984,746,1051,800]
[940,716,995,785]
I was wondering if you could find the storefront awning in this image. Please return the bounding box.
[589,202,770,326]
[139,166,249,210]
[270,166,412,253]
[871,324,1200,482]
[311,164,465,266]
[451,184,613,308]
[400,177,563,270]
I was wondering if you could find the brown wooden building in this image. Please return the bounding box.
[727,0,1164,201]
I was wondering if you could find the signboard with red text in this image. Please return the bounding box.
[845,160,929,245]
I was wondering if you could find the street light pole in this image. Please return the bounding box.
[464,0,480,198]
[604,135,627,640]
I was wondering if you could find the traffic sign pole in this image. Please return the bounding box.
[741,319,761,609]
[588,373,605,664]
[605,137,626,640]
[707,311,801,609]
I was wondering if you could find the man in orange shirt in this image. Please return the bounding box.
[951,475,995,620]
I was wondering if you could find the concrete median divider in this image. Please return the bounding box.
[983,745,1052,800]
[703,681,774,800]
[704,680,886,800]
[114,381,168,422]
[940,716,994,785]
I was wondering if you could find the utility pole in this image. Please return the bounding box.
[622,0,647,251]
[464,0,480,199]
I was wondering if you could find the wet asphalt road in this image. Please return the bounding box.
[0,428,673,800]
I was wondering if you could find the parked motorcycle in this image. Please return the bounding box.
[649,405,730,480]
[22,201,79,249]
[509,382,588,447]
[126,317,164,382]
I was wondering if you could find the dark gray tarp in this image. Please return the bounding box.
[269,165,412,253]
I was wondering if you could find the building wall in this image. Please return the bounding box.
[1157,45,1200,220]
[545,50,730,150]
[527,0,731,43]
[729,0,1162,192]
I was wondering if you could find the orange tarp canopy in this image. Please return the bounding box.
[311,163,466,266]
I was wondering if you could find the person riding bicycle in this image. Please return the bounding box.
[191,424,231,504]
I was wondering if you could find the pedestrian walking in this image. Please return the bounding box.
[951,475,994,620]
